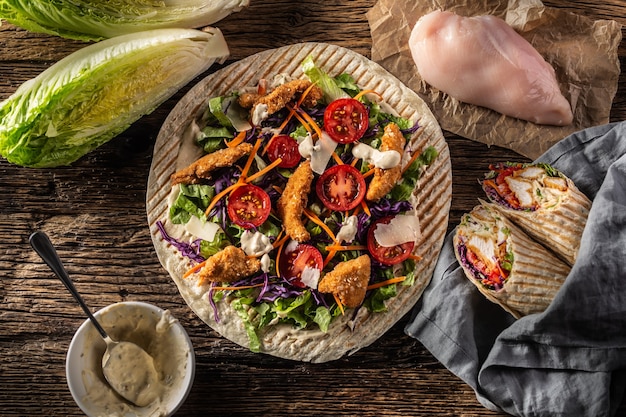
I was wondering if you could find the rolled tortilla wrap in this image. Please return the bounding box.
[453,203,571,319]
[481,162,591,266]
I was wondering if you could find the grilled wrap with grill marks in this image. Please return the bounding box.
[481,162,591,266]
[453,203,570,319]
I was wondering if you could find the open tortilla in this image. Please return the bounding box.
[146,42,452,362]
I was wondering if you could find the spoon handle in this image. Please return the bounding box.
[29,231,109,340]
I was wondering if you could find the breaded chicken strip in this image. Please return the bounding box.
[318,255,371,308]
[277,160,313,242]
[171,143,253,186]
[366,123,406,202]
[239,79,323,119]
[197,245,261,285]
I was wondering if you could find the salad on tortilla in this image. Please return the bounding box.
[152,48,447,361]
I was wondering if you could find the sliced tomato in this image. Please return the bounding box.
[366,216,415,265]
[484,164,523,209]
[227,184,271,228]
[266,134,301,168]
[465,248,505,289]
[323,98,369,144]
[279,244,323,287]
[316,164,366,211]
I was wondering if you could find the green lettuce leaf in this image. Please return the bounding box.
[0,28,229,167]
[389,146,439,201]
[0,0,249,41]
[301,55,349,103]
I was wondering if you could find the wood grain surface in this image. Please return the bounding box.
[1,1,625,416]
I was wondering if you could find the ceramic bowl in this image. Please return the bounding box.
[66,301,195,416]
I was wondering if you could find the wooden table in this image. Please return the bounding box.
[1,1,625,415]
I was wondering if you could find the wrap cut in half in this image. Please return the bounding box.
[481,162,592,266]
[453,203,571,319]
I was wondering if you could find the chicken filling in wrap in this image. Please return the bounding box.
[482,162,569,211]
[455,208,514,291]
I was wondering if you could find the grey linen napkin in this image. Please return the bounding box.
[405,121,626,417]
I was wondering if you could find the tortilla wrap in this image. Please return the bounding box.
[146,42,452,362]
[481,163,591,266]
[453,203,571,319]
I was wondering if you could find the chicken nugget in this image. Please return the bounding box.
[318,255,371,308]
[277,160,313,242]
[171,143,253,185]
[246,79,323,124]
[238,92,260,109]
[366,123,406,201]
[197,245,261,285]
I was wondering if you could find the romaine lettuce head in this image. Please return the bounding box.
[0,0,249,41]
[0,27,229,168]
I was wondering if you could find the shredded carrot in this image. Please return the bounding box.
[272,185,284,194]
[482,179,498,192]
[204,137,266,216]
[261,109,298,155]
[297,108,323,140]
[272,233,290,249]
[408,254,423,262]
[286,105,313,133]
[333,293,345,315]
[360,200,371,217]
[323,250,337,268]
[278,106,298,131]
[240,138,262,179]
[324,244,368,252]
[225,130,247,148]
[351,204,361,216]
[353,89,384,102]
[303,208,337,243]
[350,158,359,167]
[183,260,207,278]
[261,82,320,155]
[204,181,243,216]
[332,152,344,165]
[212,283,266,292]
[367,276,406,291]
[401,133,426,175]
[245,157,282,183]
[261,135,277,156]
[362,168,375,179]
[274,235,289,278]
[296,81,319,107]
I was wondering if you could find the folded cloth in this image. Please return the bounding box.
[405,121,626,417]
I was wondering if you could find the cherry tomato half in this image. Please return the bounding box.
[366,216,415,265]
[323,98,369,144]
[227,184,271,228]
[279,244,323,287]
[266,134,301,168]
[316,164,366,212]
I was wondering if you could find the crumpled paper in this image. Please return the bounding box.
[366,0,622,159]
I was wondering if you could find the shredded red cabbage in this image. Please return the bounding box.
[369,198,413,220]
[156,220,205,263]
[456,242,502,291]
[207,285,220,323]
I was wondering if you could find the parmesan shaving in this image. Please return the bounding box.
[374,214,421,247]
[184,215,222,243]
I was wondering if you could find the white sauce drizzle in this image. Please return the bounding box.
[335,215,358,244]
[352,142,401,169]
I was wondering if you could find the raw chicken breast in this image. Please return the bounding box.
[409,10,573,126]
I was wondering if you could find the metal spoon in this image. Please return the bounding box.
[29,231,159,407]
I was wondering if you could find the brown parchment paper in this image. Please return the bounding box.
[367,0,622,159]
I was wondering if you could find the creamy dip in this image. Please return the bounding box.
[79,304,192,417]
[102,341,160,407]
